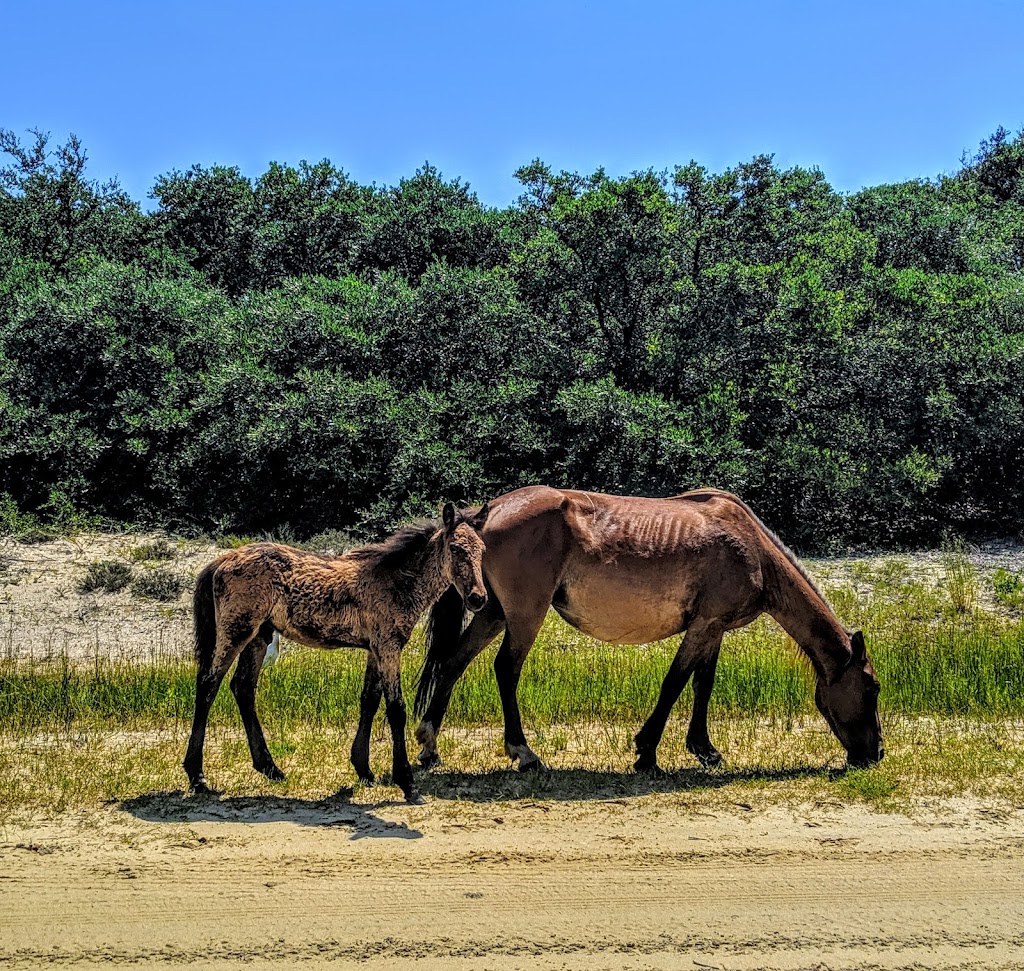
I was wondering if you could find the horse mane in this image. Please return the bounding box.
[345,518,441,572]
[676,489,828,603]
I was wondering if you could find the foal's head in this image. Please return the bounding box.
[441,502,490,612]
[815,630,884,768]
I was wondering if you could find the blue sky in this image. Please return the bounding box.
[4,0,1023,207]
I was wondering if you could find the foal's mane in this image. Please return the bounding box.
[345,518,441,571]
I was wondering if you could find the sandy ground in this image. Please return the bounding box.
[3,532,1024,968]
[2,792,1023,970]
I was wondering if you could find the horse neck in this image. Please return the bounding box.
[401,535,451,618]
[763,551,850,684]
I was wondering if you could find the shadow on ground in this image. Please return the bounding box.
[118,790,423,840]
[417,762,839,804]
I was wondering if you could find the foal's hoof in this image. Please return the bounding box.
[188,777,220,796]
[259,764,286,782]
[405,790,426,806]
[356,771,376,787]
[418,752,443,771]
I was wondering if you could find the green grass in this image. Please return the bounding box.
[2,558,1024,815]
[2,599,1023,735]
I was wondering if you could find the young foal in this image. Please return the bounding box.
[183,502,490,804]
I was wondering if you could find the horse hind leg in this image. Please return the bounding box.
[415,604,505,769]
[183,635,249,793]
[350,654,382,784]
[494,614,548,772]
[230,625,284,782]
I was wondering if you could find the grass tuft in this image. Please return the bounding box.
[126,539,176,562]
[78,560,133,594]
[130,569,186,601]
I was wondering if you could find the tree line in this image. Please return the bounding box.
[1,127,1022,548]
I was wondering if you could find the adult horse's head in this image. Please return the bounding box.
[440,501,490,612]
[815,630,883,768]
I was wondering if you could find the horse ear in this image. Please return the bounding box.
[850,630,867,662]
[442,502,456,530]
[469,502,491,530]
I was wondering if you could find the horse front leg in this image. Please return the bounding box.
[350,653,382,784]
[635,624,723,774]
[374,638,422,804]
[685,647,724,769]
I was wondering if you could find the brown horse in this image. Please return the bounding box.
[414,487,883,774]
[184,502,490,804]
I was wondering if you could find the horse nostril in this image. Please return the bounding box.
[466,592,486,611]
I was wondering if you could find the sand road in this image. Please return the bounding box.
[2,792,1023,970]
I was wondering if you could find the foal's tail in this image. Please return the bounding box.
[414,585,467,717]
[192,562,218,668]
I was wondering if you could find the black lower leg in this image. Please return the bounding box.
[183,669,227,791]
[494,637,539,769]
[634,630,712,773]
[351,657,382,783]
[686,647,723,768]
[230,641,283,781]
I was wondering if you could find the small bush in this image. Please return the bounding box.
[79,560,134,594]
[127,539,176,562]
[993,568,1024,609]
[130,569,186,601]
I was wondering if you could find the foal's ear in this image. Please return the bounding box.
[850,630,867,662]
[468,501,491,530]
[442,502,456,531]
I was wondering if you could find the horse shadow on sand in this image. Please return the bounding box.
[118,788,424,840]
[119,761,843,834]
[417,761,841,805]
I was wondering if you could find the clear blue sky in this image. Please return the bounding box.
[4,0,1023,208]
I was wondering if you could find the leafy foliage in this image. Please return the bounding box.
[2,127,1023,547]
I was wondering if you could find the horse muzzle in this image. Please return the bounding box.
[465,591,487,612]
[847,741,885,769]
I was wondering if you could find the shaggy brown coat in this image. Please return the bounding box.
[183,502,489,803]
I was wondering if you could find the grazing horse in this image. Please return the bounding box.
[414,487,883,774]
[184,502,490,804]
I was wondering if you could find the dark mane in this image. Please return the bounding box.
[345,518,441,571]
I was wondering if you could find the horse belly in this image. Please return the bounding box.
[554,564,690,644]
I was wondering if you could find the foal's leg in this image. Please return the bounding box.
[634,623,723,774]
[685,647,724,769]
[230,635,284,781]
[375,638,421,804]
[183,636,250,793]
[415,605,505,768]
[350,653,382,784]
[494,612,548,771]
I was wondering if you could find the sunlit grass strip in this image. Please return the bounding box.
[2,606,1023,734]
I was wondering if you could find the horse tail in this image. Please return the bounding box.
[192,562,218,668]
[414,584,467,717]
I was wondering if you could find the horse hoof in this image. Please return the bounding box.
[260,764,286,782]
[693,749,723,770]
[634,759,665,777]
[405,790,426,805]
[518,758,546,774]
[189,778,219,796]
[356,772,376,787]
[418,753,442,771]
